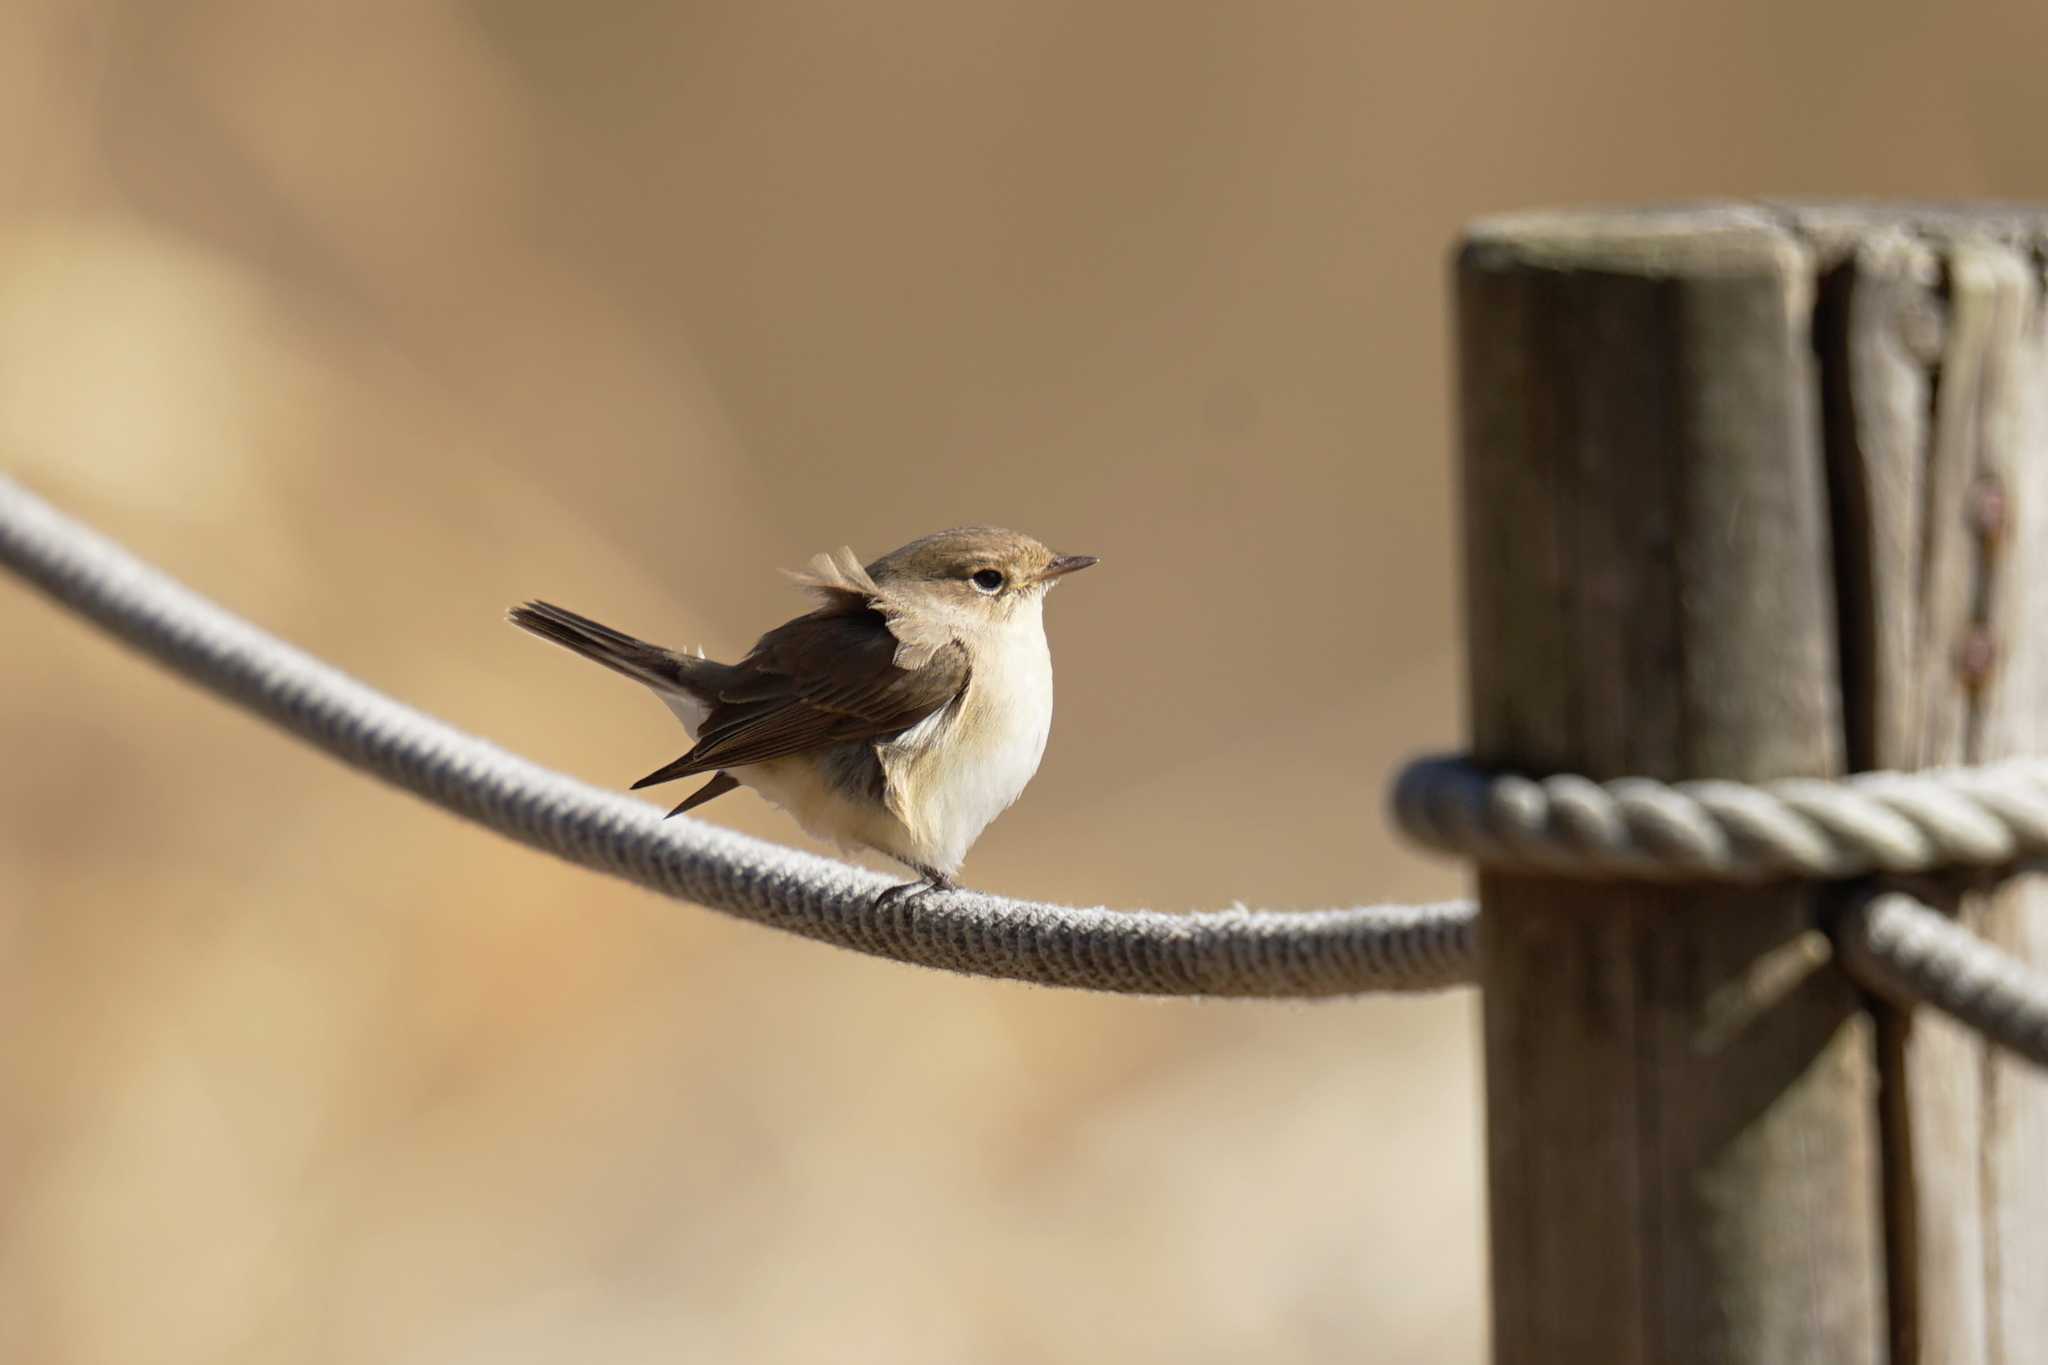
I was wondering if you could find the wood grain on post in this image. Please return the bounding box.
[1458,208,1884,1364]
[1818,208,2048,1364]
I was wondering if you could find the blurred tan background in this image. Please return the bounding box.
[2,3,2044,1361]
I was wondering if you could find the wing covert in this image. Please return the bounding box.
[631,607,967,788]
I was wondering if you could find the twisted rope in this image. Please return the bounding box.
[18,465,2048,1034]
[1837,892,2048,1067]
[1394,754,2048,883]
[0,473,1475,998]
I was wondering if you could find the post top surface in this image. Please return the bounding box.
[1462,200,2048,276]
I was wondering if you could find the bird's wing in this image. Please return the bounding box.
[631,606,969,789]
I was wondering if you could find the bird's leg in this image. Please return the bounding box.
[869,864,956,911]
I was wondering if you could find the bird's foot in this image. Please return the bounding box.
[869,869,956,912]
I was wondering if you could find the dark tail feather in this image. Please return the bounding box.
[666,771,739,817]
[633,750,711,790]
[508,600,721,698]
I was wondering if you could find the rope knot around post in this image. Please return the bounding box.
[1390,753,2048,883]
[1387,753,2048,1069]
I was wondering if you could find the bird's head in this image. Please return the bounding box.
[867,526,1098,628]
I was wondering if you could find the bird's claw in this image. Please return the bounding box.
[869,872,955,912]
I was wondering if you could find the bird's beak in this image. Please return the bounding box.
[1036,554,1100,584]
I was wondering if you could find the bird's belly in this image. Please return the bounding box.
[733,756,922,866]
[923,725,1046,863]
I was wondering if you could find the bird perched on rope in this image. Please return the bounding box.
[510,527,1097,903]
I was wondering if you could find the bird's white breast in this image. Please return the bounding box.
[881,600,1053,874]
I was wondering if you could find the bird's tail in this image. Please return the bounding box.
[507,600,728,702]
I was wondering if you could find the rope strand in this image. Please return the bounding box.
[1836,891,2048,1067]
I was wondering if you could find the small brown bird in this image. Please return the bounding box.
[510,527,1096,899]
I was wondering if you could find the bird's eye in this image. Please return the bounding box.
[970,569,1006,594]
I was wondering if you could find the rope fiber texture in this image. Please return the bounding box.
[0,473,1476,998]
[1396,754,2048,883]
[1837,892,2048,1068]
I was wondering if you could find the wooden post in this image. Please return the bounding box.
[1458,208,1885,1363]
[1459,203,2048,1363]
[1815,208,2048,1364]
